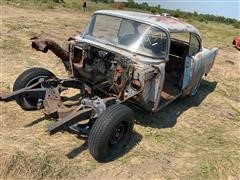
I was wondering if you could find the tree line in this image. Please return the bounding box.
[94,0,240,29]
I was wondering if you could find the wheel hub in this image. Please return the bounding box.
[110,123,125,145]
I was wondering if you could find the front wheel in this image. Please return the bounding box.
[13,67,55,110]
[88,104,134,162]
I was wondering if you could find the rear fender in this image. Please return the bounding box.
[182,47,218,95]
[201,47,218,75]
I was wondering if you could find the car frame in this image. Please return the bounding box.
[0,10,218,162]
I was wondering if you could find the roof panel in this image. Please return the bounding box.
[94,10,200,36]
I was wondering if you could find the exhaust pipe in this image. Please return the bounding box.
[31,39,69,62]
[32,40,48,53]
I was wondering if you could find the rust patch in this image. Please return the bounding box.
[32,39,69,62]
[148,15,181,24]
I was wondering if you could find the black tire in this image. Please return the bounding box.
[13,67,55,110]
[88,104,134,162]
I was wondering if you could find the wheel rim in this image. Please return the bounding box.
[109,122,126,146]
[23,75,48,107]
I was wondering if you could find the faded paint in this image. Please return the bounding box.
[0,10,219,162]
[233,36,240,50]
[75,35,167,64]
[94,10,200,36]
[0,10,218,129]
[183,47,218,95]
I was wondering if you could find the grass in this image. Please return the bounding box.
[0,151,53,179]
[200,162,217,178]
[231,106,240,122]
[0,1,240,179]
[191,153,240,179]
[0,38,23,54]
[2,0,112,12]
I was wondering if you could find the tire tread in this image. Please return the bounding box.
[13,67,55,110]
[88,104,134,162]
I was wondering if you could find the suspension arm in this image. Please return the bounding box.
[0,88,46,102]
[0,78,47,102]
[48,108,93,135]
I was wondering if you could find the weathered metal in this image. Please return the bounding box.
[233,36,240,50]
[0,88,46,102]
[32,39,70,70]
[94,10,200,35]
[0,79,46,103]
[32,39,69,61]
[0,10,218,139]
[48,108,93,135]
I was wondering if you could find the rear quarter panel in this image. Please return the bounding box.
[201,47,218,75]
[183,47,218,95]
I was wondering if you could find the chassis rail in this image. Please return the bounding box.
[48,108,93,135]
[0,78,117,135]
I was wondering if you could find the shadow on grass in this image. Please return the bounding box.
[65,131,142,161]
[24,116,45,127]
[66,141,88,159]
[135,80,217,129]
[25,79,216,161]
[104,131,142,163]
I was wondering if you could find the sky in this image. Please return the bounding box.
[130,0,240,20]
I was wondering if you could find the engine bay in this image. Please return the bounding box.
[70,43,142,100]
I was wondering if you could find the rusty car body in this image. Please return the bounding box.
[232,36,240,50]
[0,10,218,162]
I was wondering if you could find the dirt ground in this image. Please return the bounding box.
[0,5,240,179]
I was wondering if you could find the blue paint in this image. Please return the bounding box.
[182,56,192,89]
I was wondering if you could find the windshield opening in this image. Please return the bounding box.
[84,14,168,58]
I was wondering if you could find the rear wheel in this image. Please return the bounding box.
[13,67,55,110]
[88,104,134,162]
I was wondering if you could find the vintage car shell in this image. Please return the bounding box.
[79,10,202,64]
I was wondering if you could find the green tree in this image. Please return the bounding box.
[150,7,157,14]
